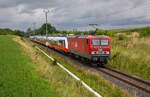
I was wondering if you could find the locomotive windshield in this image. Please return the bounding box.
[101,39,109,45]
[92,39,108,46]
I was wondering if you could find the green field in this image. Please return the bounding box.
[0,36,56,97]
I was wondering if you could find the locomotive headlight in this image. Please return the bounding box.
[91,51,97,54]
[106,51,109,54]
[91,51,94,54]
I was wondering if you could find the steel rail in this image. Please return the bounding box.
[96,67,150,94]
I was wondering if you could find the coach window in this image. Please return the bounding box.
[58,41,61,45]
[62,40,65,47]
[86,39,88,45]
[59,40,65,47]
[54,41,57,45]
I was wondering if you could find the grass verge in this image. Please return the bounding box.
[0,35,56,97]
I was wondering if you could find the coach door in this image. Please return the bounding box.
[59,40,65,47]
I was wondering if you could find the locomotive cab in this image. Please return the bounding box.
[88,36,111,65]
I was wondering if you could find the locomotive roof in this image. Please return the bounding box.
[67,35,110,39]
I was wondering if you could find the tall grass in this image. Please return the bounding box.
[0,35,56,97]
[109,34,150,80]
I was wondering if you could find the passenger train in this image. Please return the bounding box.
[30,35,111,66]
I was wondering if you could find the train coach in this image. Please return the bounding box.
[30,35,111,66]
[30,35,69,53]
[47,36,69,53]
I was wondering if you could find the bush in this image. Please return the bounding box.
[52,58,57,65]
[118,34,127,40]
[139,27,150,37]
[96,30,115,37]
[126,32,131,35]
[20,37,24,41]
[111,51,120,59]
[139,31,150,37]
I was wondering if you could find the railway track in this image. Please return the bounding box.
[96,67,150,94]
[31,39,150,95]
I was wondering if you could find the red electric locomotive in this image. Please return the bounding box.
[68,35,111,66]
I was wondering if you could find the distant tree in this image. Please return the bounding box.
[0,28,24,36]
[0,28,14,35]
[36,23,56,35]
[14,30,24,36]
[25,27,32,36]
[96,29,105,35]
[27,28,32,33]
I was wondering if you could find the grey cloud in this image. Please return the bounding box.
[0,0,150,31]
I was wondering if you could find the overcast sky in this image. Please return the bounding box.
[0,0,150,31]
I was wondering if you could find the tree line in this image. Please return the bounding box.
[0,28,24,36]
[1,23,150,37]
[26,23,115,37]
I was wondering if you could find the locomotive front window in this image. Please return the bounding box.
[92,39,100,45]
[101,39,109,45]
[92,39,109,45]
